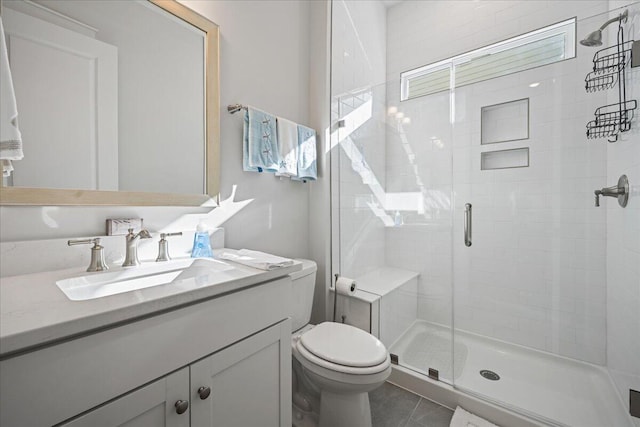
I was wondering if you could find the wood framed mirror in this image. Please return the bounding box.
[0,0,219,206]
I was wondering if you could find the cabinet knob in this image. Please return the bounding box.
[197,386,211,400]
[175,400,189,414]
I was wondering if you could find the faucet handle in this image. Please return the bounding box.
[127,228,152,239]
[594,174,629,208]
[160,232,183,239]
[68,237,99,246]
[156,232,183,262]
[67,238,109,272]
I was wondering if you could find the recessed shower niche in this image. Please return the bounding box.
[480,98,530,145]
[480,147,530,170]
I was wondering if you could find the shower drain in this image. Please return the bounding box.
[480,370,500,381]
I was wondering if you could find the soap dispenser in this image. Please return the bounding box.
[191,221,213,258]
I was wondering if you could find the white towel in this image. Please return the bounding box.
[0,17,23,177]
[218,249,294,270]
[449,406,500,427]
[275,117,298,177]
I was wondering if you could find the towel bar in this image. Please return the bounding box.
[230,103,316,183]
[227,104,247,114]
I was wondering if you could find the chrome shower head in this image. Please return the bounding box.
[580,30,603,47]
[580,9,628,47]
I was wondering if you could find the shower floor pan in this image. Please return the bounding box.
[390,320,632,427]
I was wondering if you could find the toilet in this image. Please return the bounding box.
[290,260,391,427]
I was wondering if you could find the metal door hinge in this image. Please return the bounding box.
[428,368,439,381]
[631,389,640,418]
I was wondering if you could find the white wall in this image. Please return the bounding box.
[1,1,317,266]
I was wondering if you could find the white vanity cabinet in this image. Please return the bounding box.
[58,321,290,427]
[0,276,292,427]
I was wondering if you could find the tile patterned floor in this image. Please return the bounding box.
[369,382,454,427]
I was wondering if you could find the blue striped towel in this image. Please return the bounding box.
[243,106,280,172]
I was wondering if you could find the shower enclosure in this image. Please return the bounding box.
[330,2,639,426]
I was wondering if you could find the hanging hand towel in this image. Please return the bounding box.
[243,106,279,173]
[275,117,298,177]
[294,124,317,181]
[0,17,23,177]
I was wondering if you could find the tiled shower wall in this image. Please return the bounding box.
[384,0,621,364]
[450,61,608,364]
[606,1,640,418]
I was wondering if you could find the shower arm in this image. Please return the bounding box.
[598,10,628,32]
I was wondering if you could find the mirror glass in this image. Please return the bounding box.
[1,0,217,201]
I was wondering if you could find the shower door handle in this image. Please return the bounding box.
[464,203,472,247]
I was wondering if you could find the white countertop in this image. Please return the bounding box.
[0,249,301,357]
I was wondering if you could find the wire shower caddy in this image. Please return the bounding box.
[585,17,637,142]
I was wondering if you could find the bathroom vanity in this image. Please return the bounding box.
[0,255,298,426]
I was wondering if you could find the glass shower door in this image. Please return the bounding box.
[381,77,456,386]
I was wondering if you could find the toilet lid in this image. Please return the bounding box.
[299,322,387,368]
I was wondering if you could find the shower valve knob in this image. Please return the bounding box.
[594,175,629,208]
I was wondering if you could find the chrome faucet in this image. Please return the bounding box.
[122,228,152,267]
[594,174,629,207]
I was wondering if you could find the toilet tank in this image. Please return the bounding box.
[290,259,317,332]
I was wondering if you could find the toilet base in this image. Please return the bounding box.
[318,390,372,427]
[292,403,319,427]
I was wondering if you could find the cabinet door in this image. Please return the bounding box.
[191,320,292,427]
[59,368,189,427]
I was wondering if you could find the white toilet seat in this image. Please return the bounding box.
[292,322,391,386]
[299,322,388,368]
[296,338,391,375]
[294,341,391,387]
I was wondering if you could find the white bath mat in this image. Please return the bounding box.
[450,406,500,427]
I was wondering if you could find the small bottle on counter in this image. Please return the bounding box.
[191,221,213,258]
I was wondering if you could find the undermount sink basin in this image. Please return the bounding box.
[56,258,234,301]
